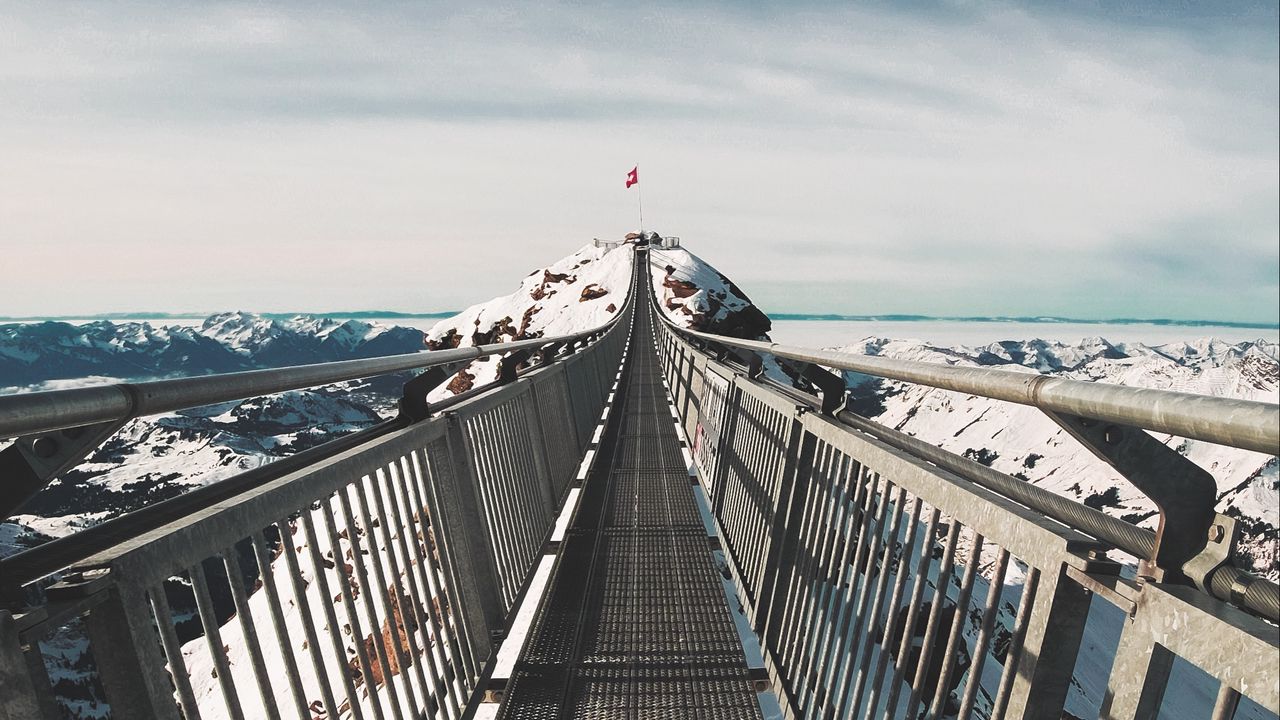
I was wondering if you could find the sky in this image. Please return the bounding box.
[0,1,1277,323]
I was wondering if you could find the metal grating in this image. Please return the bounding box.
[500,306,763,719]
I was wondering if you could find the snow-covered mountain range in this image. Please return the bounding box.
[0,312,428,388]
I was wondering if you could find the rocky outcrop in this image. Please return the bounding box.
[530,269,577,300]
[659,265,771,340]
[446,369,475,394]
[579,284,608,301]
[426,328,462,351]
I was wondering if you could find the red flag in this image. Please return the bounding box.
[625,166,638,188]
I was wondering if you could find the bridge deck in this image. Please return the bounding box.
[498,306,764,719]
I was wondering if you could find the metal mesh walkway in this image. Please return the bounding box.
[498,304,764,719]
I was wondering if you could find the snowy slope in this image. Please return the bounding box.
[835,336,1279,581]
[423,242,632,402]
[648,243,772,340]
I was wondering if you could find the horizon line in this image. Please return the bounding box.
[0,310,1276,330]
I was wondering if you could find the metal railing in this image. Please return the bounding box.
[0,251,637,719]
[651,289,1279,719]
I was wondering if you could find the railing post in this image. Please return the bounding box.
[753,415,811,634]
[82,585,182,720]
[518,387,558,514]
[708,380,743,520]
[1002,562,1093,719]
[428,414,505,653]
[0,611,51,720]
[1100,617,1174,720]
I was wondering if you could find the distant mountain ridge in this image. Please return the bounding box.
[0,312,428,387]
[769,313,1279,328]
[0,310,459,321]
[5,311,1274,329]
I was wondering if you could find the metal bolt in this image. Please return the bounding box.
[1104,426,1122,444]
[31,436,58,459]
[1208,524,1226,543]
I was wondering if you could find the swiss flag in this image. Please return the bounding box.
[625,166,638,188]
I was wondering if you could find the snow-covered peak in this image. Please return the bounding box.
[648,244,772,339]
[200,311,290,356]
[424,242,633,400]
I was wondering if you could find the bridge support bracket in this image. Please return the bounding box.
[497,349,536,384]
[399,362,467,422]
[536,341,566,367]
[0,420,125,522]
[800,363,848,415]
[1045,411,1232,590]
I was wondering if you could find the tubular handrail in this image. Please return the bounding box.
[654,319,1280,455]
[0,258,636,441]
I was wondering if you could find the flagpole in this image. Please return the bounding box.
[637,163,644,236]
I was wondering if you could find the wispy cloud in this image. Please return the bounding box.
[0,1,1275,322]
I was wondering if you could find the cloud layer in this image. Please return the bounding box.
[1,1,1276,322]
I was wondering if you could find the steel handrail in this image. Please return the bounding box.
[1,248,639,588]
[0,257,637,441]
[647,273,1280,621]
[653,318,1279,455]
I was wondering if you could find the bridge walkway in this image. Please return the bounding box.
[497,301,764,719]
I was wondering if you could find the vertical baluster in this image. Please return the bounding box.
[188,560,245,720]
[317,497,387,720]
[862,498,928,720]
[336,488,408,720]
[957,547,1011,720]
[405,450,474,705]
[150,582,205,720]
[385,458,457,719]
[408,446,478,686]
[277,518,342,720]
[364,468,434,712]
[990,566,1040,720]
[904,520,962,718]
[827,474,895,717]
[926,534,985,720]
[250,530,312,720]
[298,511,366,720]
[221,545,281,719]
[795,454,856,708]
[843,485,910,718]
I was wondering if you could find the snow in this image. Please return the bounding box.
[422,242,633,402]
[648,244,754,331]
